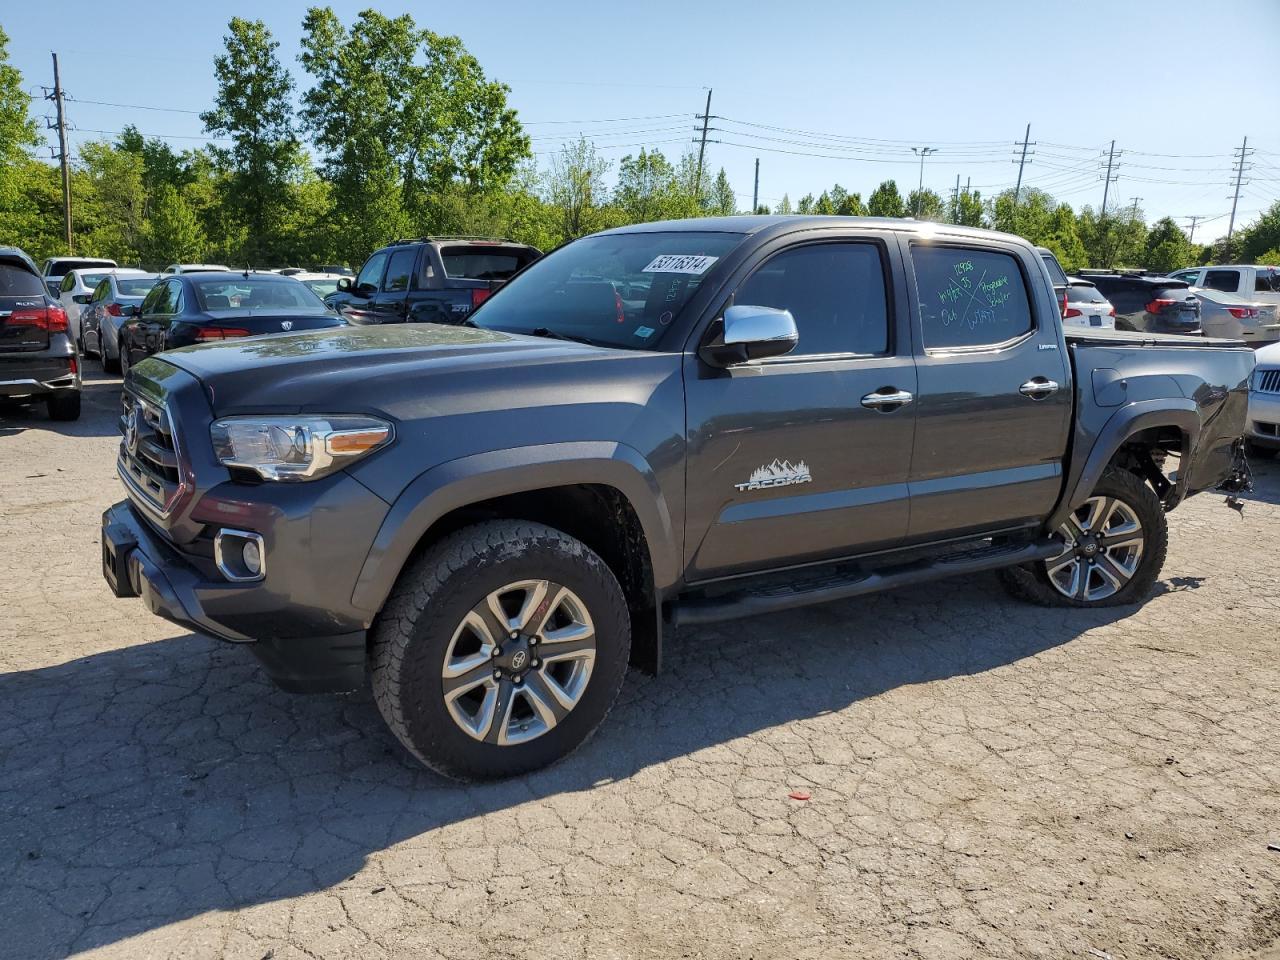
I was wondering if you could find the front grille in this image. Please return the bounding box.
[119,391,184,517]
[1256,369,1280,394]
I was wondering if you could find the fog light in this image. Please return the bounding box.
[213,528,266,582]
[241,539,262,576]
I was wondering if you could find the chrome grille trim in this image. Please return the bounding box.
[117,389,188,520]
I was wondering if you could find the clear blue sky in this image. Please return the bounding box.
[5,0,1279,241]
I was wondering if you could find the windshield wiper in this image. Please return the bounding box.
[528,327,603,347]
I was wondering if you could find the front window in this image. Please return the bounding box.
[471,231,745,349]
[303,278,340,299]
[193,278,328,311]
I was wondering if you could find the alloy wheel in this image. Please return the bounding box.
[1045,495,1145,602]
[441,579,596,745]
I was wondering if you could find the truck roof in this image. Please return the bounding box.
[596,214,1026,245]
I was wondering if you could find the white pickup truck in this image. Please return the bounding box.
[1171,264,1280,302]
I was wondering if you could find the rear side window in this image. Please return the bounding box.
[383,249,418,292]
[735,242,889,356]
[912,246,1034,349]
[60,273,76,293]
[116,277,158,297]
[1256,268,1280,293]
[0,263,47,297]
[1040,252,1068,286]
[441,246,532,281]
[1203,269,1240,292]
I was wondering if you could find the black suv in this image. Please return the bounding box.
[326,237,541,325]
[0,246,81,420]
[1078,271,1201,335]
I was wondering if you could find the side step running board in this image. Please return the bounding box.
[670,538,1064,627]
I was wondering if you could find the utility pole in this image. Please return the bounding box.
[47,52,72,251]
[1184,215,1203,245]
[1099,139,1119,218]
[911,146,937,216]
[952,174,960,221]
[1226,135,1252,255]
[694,88,713,199]
[1012,123,1035,204]
[1127,197,1142,220]
[752,157,759,214]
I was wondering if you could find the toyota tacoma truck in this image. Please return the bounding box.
[101,216,1255,781]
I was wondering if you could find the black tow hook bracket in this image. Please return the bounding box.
[1218,440,1253,515]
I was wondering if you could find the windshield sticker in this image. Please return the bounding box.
[634,325,655,338]
[641,254,718,275]
[658,310,673,325]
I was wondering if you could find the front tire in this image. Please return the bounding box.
[999,468,1168,608]
[370,520,631,781]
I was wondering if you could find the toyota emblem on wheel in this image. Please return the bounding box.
[510,650,527,671]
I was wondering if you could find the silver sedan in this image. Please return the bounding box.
[1192,286,1280,344]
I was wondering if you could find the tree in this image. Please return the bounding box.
[1143,216,1194,273]
[615,149,679,223]
[1257,248,1280,266]
[141,184,207,265]
[202,18,303,263]
[76,141,148,262]
[867,180,904,218]
[0,26,38,177]
[835,190,866,217]
[953,189,984,227]
[545,137,611,243]
[1237,202,1280,263]
[905,188,945,221]
[1044,203,1088,273]
[708,168,736,217]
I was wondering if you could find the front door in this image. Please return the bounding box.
[684,237,916,580]
[901,239,1072,542]
[341,251,388,323]
[371,247,417,324]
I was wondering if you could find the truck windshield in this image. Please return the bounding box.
[470,231,745,349]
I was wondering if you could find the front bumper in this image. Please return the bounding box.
[1247,386,1280,448]
[101,499,368,693]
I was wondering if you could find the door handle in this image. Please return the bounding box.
[861,389,914,410]
[1019,377,1060,399]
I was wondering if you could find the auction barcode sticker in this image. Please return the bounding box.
[641,254,718,275]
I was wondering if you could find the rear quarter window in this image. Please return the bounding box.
[1040,253,1068,286]
[1203,269,1241,293]
[1256,268,1280,293]
[0,263,46,298]
[912,246,1034,349]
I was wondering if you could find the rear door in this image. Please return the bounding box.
[0,257,52,351]
[1202,268,1244,295]
[370,247,417,323]
[901,239,1071,542]
[683,233,916,578]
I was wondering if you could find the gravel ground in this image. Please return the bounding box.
[2,367,1279,960]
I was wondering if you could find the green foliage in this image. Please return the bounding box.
[141,184,208,264]
[776,194,793,215]
[0,26,38,174]
[545,137,613,243]
[1143,217,1194,273]
[1257,248,1280,266]
[867,180,904,218]
[906,188,945,222]
[952,189,984,227]
[707,169,736,217]
[201,18,302,264]
[1236,202,1280,263]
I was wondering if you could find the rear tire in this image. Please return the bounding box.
[46,392,81,421]
[102,344,120,374]
[370,520,631,781]
[998,468,1167,608]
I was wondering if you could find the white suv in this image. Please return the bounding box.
[41,256,116,300]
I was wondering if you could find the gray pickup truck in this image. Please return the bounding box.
[102,216,1254,781]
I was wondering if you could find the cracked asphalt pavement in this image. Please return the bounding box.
[2,369,1279,960]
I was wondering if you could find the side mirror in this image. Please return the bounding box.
[700,305,799,367]
[130,304,142,318]
[73,294,91,304]
[336,277,353,293]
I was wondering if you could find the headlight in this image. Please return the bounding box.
[210,415,393,481]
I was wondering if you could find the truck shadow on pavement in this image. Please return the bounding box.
[2,572,1150,958]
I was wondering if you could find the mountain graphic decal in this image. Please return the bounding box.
[735,458,812,491]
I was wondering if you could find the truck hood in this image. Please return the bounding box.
[158,323,636,415]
